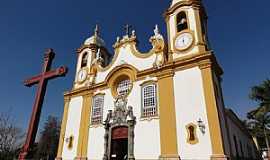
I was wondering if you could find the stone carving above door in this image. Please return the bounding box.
[103,95,136,160]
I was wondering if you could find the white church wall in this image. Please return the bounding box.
[62,96,83,160]
[226,112,257,159]
[87,89,113,160]
[87,78,161,159]
[173,67,212,160]
[87,126,105,160]
[95,44,156,84]
[130,79,161,159]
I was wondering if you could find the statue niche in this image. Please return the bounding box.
[103,96,136,160]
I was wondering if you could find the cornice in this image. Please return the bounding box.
[64,52,223,97]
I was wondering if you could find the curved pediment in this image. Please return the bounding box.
[105,64,138,85]
[94,28,166,84]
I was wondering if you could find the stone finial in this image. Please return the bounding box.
[154,24,159,36]
[96,48,101,58]
[94,24,99,37]
[116,36,120,43]
[131,30,136,38]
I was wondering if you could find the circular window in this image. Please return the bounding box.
[116,79,132,96]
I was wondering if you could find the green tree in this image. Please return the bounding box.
[246,79,270,149]
[247,108,270,149]
[35,115,60,160]
[249,79,270,113]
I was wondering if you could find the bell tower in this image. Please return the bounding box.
[165,0,209,61]
[74,25,110,89]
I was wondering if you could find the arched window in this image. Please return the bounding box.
[141,83,157,117]
[186,123,198,144]
[188,126,195,141]
[81,52,88,68]
[66,135,74,150]
[91,94,104,125]
[117,79,131,96]
[176,12,188,32]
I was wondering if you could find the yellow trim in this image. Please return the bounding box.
[106,64,137,98]
[157,71,179,157]
[56,96,70,158]
[96,40,155,73]
[65,52,223,98]
[201,66,226,155]
[166,17,173,62]
[130,42,155,58]
[77,93,92,158]
[111,74,132,98]
[139,79,157,86]
[186,123,199,145]
[193,8,205,46]
[96,47,120,72]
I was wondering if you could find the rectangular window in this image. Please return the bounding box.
[142,84,157,117]
[91,95,104,125]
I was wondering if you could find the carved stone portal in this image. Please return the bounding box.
[103,96,136,160]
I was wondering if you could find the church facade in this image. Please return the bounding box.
[56,0,259,160]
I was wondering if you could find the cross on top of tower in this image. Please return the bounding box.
[124,24,132,36]
[94,24,99,37]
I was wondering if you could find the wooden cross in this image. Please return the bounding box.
[18,49,68,160]
[124,24,132,36]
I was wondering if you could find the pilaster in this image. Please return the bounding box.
[76,93,92,159]
[56,96,71,159]
[200,65,228,159]
[157,70,180,159]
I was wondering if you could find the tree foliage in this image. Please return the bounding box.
[246,79,270,149]
[249,79,270,113]
[35,115,60,160]
[0,112,23,160]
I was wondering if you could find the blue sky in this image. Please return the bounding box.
[0,0,269,136]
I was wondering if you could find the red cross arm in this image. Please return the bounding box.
[43,66,68,80]
[24,75,42,87]
[24,66,68,87]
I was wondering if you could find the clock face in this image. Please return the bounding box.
[77,69,87,83]
[174,32,194,51]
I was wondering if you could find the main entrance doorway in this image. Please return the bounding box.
[110,127,128,160]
